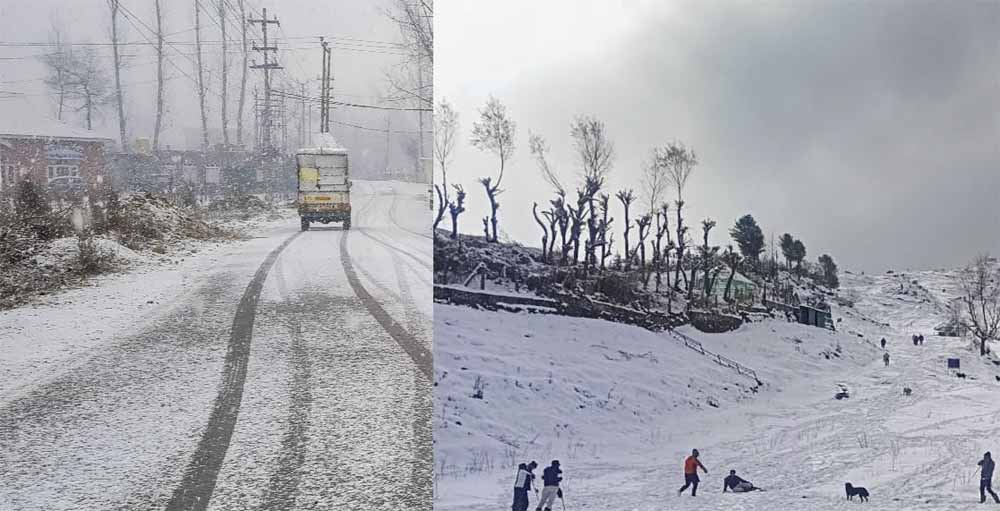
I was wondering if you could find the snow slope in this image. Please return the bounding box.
[434,268,1000,510]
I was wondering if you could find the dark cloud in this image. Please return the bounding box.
[438,0,999,272]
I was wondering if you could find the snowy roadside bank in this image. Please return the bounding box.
[0,210,296,403]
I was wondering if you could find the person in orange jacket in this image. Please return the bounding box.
[678,449,709,496]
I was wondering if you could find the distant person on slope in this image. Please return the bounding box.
[535,460,562,511]
[980,452,1000,503]
[512,461,537,511]
[881,338,886,349]
[883,352,890,367]
[678,449,709,496]
[723,469,761,493]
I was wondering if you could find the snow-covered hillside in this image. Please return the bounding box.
[434,268,1000,510]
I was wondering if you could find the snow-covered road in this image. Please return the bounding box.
[0,180,432,510]
[434,271,1000,511]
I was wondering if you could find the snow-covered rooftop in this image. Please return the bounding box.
[0,111,114,142]
[296,132,347,154]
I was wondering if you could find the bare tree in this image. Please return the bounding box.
[153,0,166,151]
[616,189,635,270]
[433,98,459,233]
[652,203,670,292]
[958,255,1000,357]
[194,0,209,151]
[40,25,74,121]
[532,202,548,261]
[470,96,515,242]
[529,132,564,195]
[66,48,112,130]
[219,0,229,146]
[641,152,669,215]
[570,115,614,184]
[109,0,127,150]
[448,184,466,239]
[236,0,248,147]
[656,143,698,291]
[722,245,742,304]
[383,0,433,108]
[635,214,652,285]
[597,193,614,270]
[693,219,719,300]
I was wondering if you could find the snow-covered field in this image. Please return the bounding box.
[0,180,433,510]
[434,269,1000,510]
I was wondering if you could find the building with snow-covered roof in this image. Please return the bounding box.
[0,115,113,193]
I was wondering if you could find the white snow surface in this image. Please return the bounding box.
[434,268,1000,510]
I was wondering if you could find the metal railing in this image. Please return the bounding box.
[662,328,761,383]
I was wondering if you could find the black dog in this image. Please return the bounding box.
[845,482,869,502]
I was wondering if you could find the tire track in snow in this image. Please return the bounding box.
[256,257,313,511]
[387,185,433,241]
[339,230,432,382]
[166,232,301,511]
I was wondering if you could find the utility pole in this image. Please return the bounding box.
[319,37,332,133]
[219,0,229,147]
[248,8,281,153]
[109,0,127,151]
[299,82,307,148]
[384,114,391,177]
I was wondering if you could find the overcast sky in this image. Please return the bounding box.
[435,0,1000,273]
[0,0,428,174]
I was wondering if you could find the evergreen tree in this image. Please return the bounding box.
[818,254,839,288]
[779,233,795,269]
[730,214,765,263]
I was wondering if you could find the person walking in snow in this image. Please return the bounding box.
[980,452,1000,503]
[678,449,709,496]
[913,334,919,346]
[535,460,562,511]
[512,461,537,511]
[919,334,925,345]
[881,338,886,349]
[883,352,890,367]
[723,469,761,493]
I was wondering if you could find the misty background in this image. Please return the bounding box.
[435,0,1000,273]
[0,0,430,177]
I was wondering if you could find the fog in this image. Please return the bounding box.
[0,0,429,176]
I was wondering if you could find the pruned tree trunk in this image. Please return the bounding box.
[433,184,447,233]
[110,0,127,149]
[533,202,548,261]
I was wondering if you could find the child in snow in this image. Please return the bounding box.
[512,461,537,511]
[883,352,890,367]
[678,449,708,496]
[980,452,1000,503]
[881,338,886,349]
[535,460,562,511]
[723,470,761,493]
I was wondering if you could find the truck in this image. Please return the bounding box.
[296,137,351,231]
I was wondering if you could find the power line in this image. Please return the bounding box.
[273,90,430,112]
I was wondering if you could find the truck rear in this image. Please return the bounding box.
[296,144,350,231]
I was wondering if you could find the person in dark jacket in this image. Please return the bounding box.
[723,470,760,492]
[512,461,537,511]
[980,452,1000,503]
[535,460,562,511]
[881,338,886,349]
